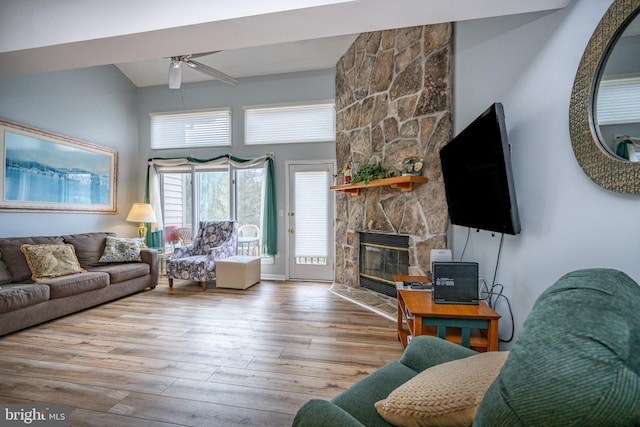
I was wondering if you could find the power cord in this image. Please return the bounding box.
[458,227,472,261]
[480,278,515,343]
[477,231,515,343]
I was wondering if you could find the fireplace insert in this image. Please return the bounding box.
[358,232,409,297]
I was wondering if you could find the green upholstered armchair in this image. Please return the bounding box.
[293,268,640,426]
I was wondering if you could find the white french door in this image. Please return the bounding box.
[287,162,334,281]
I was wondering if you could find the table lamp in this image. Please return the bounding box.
[126,203,157,238]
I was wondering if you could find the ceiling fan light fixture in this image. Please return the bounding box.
[168,57,182,89]
[166,52,237,88]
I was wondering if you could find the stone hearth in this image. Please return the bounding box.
[334,24,453,289]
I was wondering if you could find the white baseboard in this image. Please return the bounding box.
[260,274,286,281]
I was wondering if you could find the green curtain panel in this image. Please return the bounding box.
[144,166,157,248]
[616,140,630,160]
[263,157,277,256]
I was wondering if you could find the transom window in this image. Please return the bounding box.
[244,101,335,145]
[150,108,232,149]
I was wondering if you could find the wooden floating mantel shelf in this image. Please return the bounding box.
[330,175,428,195]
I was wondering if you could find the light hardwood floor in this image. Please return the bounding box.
[0,278,403,426]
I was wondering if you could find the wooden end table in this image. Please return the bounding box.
[394,275,501,352]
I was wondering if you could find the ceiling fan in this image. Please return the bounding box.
[168,51,238,89]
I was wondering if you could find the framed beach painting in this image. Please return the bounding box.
[0,118,117,213]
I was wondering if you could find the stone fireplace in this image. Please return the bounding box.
[334,24,452,289]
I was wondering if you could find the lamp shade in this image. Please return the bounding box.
[126,203,157,223]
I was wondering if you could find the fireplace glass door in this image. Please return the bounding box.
[359,233,409,297]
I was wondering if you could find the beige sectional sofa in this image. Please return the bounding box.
[0,232,158,336]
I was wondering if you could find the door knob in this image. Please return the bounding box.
[289,228,295,234]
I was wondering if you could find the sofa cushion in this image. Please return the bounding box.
[474,268,640,426]
[98,237,143,263]
[20,243,86,282]
[375,351,509,427]
[43,271,109,299]
[0,259,12,285]
[0,236,64,282]
[0,284,50,313]
[89,262,150,284]
[63,232,115,268]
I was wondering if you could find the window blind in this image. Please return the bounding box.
[596,76,640,125]
[244,102,335,145]
[150,109,231,149]
[294,170,328,258]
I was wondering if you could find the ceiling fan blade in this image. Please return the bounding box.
[168,58,183,89]
[184,59,238,86]
[187,51,221,59]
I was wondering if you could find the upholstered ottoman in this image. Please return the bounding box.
[216,256,260,289]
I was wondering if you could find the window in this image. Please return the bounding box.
[235,168,264,226]
[158,164,265,256]
[161,172,192,228]
[294,170,328,265]
[197,170,230,221]
[150,109,231,149]
[159,165,231,227]
[235,168,265,257]
[244,101,335,144]
[596,76,640,125]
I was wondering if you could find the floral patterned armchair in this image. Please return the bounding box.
[166,220,238,290]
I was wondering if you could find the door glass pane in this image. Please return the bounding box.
[161,172,192,250]
[197,171,229,221]
[162,173,192,228]
[294,171,328,265]
[160,166,268,256]
[236,168,264,256]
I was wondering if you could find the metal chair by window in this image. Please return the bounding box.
[238,224,260,256]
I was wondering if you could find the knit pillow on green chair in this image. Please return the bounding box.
[474,268,640,426]
[376,351,509,427]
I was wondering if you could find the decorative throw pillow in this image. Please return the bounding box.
[98,237,142,263]
[20,244,86,282]
[375,351,509,427]
[63,232,116,267]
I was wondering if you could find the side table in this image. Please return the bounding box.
[156,248,170,277]
[394,275,501,352]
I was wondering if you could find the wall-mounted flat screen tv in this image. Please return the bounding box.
[440,102,521,235]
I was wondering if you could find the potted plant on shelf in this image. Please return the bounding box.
[351,162,392,184]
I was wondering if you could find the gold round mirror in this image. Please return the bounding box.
[569,0,640,193]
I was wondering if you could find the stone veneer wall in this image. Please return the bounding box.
[334,24,453,287]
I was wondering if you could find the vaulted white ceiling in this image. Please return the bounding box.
[0,0,573,88]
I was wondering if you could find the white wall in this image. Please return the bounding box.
[453,0,640,347]
[0,66,141,237]
[136,69,336,278]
